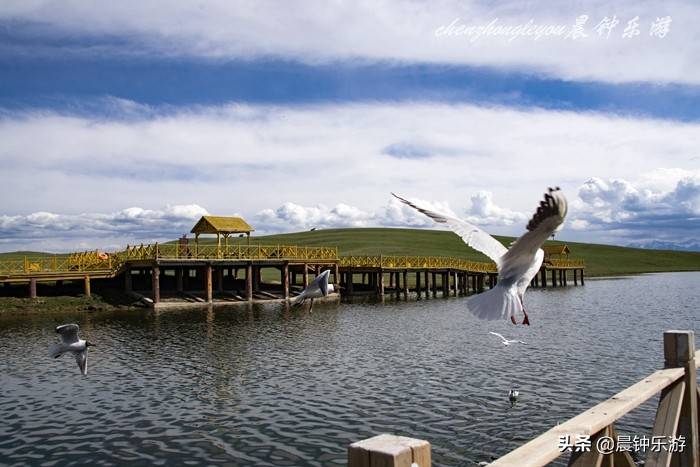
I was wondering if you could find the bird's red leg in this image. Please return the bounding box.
[519,297,530,326]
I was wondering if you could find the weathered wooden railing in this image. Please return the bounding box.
[349,330,699,467]
[122,243,340,261]
[339,255,498,273]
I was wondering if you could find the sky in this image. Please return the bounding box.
[0,0,699,252]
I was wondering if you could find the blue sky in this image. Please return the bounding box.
[0,1,699,252]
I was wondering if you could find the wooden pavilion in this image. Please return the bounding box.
[190,216,254,253]
[542,244,570,259]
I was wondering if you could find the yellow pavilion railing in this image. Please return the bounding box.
[339,255,498,273]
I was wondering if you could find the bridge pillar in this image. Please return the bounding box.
[452,271,457,296]
[151,267,159,304]
[573,269,578,285]
[403,270,409,298]
[551,269,557,287]
[346,269,354,295]
[580,268,585,285]
[246,263,253,301]
[415,271,421,299]
[84,275,91,298]
[29,278,37,299]
[378,269,384,296]
[540,268,547,288]
[303,265,309,288]
[424,271,430,298]
[389,272,394,289]
[431,272,437,297]
[176,268,183,292]
[282,262,289,299]
[205,265,213,303]
[333,264,339,285]
[125,268,132,293]
[217,267,224,293]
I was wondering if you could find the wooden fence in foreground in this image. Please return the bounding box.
[349,330,699,467]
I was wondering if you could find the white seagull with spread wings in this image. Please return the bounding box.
[292,269,337,312]
[489,332,527,346]
[393,188,567,325]
[48,323,95,375]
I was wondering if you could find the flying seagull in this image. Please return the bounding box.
[292,269,337,312]
[48,323,94,375]
[393,188,567,325]
[489,332,527,346]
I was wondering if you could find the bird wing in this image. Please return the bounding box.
[392,193,508,264]
[500,188,567,282]
[56,324,80,345]
[309,269,330,296]
[516,248,544,297]
[489,332,507,343]
[75,349,88,376]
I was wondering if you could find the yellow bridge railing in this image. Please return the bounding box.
[0,244,584,280]
[339,255,498,273]
[547,258,586,269]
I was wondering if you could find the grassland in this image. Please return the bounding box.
[2,227,699,278]
[201,227,700,278]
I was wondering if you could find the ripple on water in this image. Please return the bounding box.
[0,272,698,466]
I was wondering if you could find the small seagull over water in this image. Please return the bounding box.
[393,188,567,325]
[509,389,519,407]
[489,332,527,346]
[48,324,94,376]
[292,269,337,312]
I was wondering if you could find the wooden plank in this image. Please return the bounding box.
[646,380,685,467]
[663,330,698,467]
[348,434,430,467]
[491,367,685,467]
[567,425,608,467]
[205,265,213,302]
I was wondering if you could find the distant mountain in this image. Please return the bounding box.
[629,240,700,252]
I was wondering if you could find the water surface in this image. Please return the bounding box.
[1,272,698,466]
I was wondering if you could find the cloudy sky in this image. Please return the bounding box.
[1,0,699,252]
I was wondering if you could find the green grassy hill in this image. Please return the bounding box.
[197,227,700,277]
[2,228,699,277]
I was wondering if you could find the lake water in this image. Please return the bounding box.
[1,272,699,466]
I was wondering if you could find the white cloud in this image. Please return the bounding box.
[0,204,208,251]
[569,169,700,249]
[0,101,699,250]
[0,1,699,84]
[465,191,527,225]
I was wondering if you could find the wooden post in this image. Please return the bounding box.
[442,272,448,296]
[217,267,224,293]
[125,268,132,293]
[378,269,385,296]
[348,434,431,467]
[551,269,557,287]
[205,265,213,303]
[452,271,457,296]
[151,267,159,304]
[431,272,437,297]
[574,269,578,285]
[660,330,698,467]
[424,270,430,298]
[403,270,409,298]
[580,269,585,285]
[29,278,37,299]
[347,269,354,295]
[303,265,309,288]
[84,275,91,298]
[246,263,253,301]
[176,268,183,292]
[541,268,547,288]
[282,262,289,299]
[389,272,394,289]
[416,271,421,299]
[334,263,339,285]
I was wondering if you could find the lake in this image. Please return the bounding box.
[1,272,698,466]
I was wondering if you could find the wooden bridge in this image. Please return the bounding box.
[0,243,585,306]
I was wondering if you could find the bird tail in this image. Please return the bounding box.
[48,343,63,359]
[466,283,523,322]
